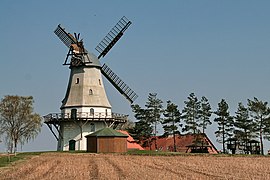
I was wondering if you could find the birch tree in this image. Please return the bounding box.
[0,95,42,153]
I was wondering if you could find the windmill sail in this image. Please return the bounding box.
[54,24,77,48]
[96,16,132,59]
[101,63,138,103]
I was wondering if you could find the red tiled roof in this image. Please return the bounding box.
[142,134,218,154]
[117,130,144,150]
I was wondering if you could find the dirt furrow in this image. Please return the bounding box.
[45,154,93,180]
[88,155,126,179]
[1,156,48,180]
[103,156,127,179]
[29,159,61,180]
[169,161,226,180]
[128,156,188,179]
[148,157,225,179]
[87,155,99,179]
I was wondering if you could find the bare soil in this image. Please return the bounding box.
[0,153,270,180]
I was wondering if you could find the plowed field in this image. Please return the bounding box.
[0,153,270,180]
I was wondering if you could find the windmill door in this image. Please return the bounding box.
[69,140,76,151]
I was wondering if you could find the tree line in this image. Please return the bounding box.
[129,93,270,155]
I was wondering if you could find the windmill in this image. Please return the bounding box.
[44,16,137,151]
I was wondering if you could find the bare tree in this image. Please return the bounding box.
[0,95,42,154]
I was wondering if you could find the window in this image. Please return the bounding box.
[75,78,79,84]
[105,109,108,116]
[98,79,101,85]
[89,89,93,95]
[90,123,95,132]
[90,108,94,116]
[71,109,77,119]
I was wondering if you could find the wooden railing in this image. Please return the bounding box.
[44,112,128,123]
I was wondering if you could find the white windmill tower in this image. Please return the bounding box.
[44,17,138,151]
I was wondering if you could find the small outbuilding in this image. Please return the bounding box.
[85,127,128,153]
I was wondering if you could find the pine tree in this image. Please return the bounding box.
[247,97,270,155]
[214,99,234,153]
[234,102,255,153]
[198,96,212,134]
[162,100,181,152]
[181,93,201,134]
[128,120,153,149]
[130,104,153,149]
[145,93,163,150]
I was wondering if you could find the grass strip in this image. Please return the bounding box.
[0,152,43,168]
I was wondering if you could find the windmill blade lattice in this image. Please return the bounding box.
[96,16,132,59]
[101,63,138,103]
[54,24,77,48]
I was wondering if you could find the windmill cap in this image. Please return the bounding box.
[84,52,101,67]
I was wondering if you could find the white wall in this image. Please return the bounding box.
[59,121,106,151]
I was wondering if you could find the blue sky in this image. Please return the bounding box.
[1,1,270,152]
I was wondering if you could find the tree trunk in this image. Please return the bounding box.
[244,130,248,154]
[260,129,264,155]
[173,132,176,152]
[222,122,225,153]
[260,117,264,155]
[192,112,196,134]
[154,122,157,150]
[202,121,205,134]
[9,141,13,154]
[14,139,17,155]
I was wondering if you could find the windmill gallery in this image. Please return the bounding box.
[44,17,138,151]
